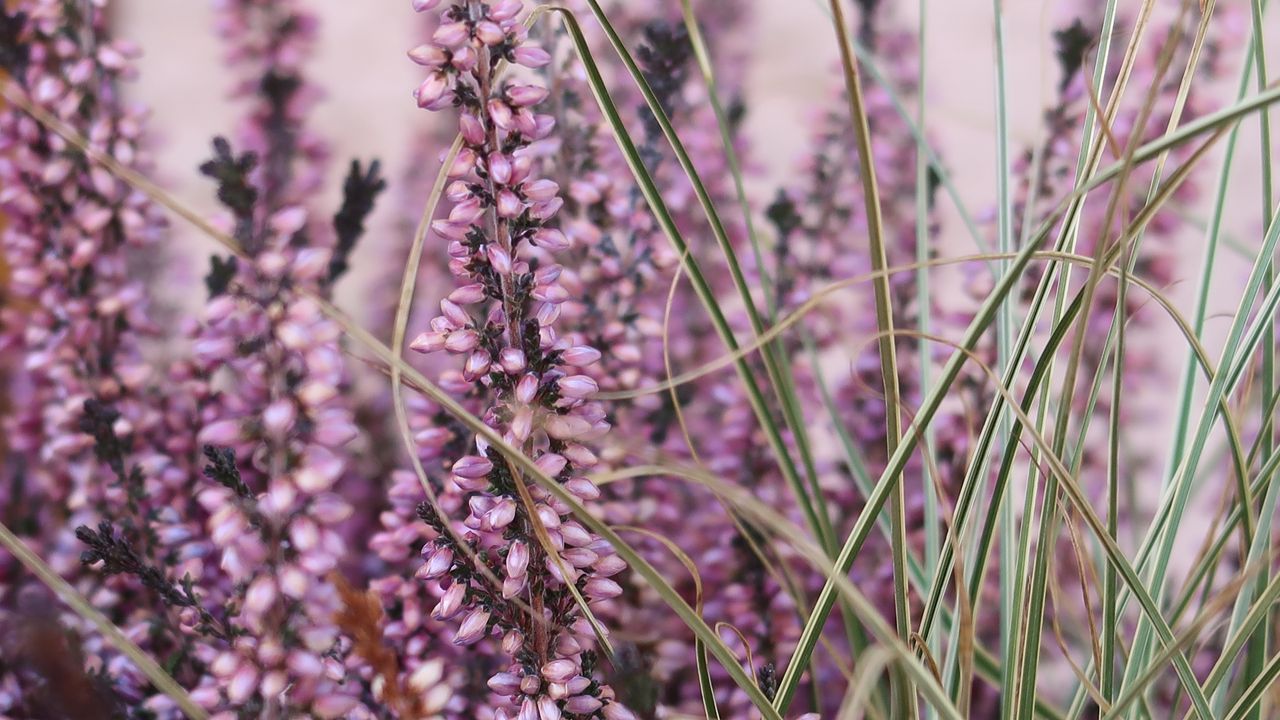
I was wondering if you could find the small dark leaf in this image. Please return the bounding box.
[0,8,30,78]
[201,445,252,499]
[1054,20,1093,93]
[329,158,388,284]
[199,137,259,247]
[636,22,693,139]
[204,254,238,298]
[765,190,802,240]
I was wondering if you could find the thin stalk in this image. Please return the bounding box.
[989,2,1018,717]
[822,1,914,715]
[675,0,773,315]
[1242,2,1273,716]
[915,0,940,605]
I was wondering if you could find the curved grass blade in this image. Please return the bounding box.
[819,1,914,714]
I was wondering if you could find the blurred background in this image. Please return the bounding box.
[120,0,1278,316]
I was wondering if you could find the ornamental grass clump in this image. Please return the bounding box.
[2,0,1280,718]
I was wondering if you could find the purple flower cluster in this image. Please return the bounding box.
[379,2,634,718]
[0,1,172,713]
[156,1,382,715]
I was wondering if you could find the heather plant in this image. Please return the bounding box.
[3,0,1280,718]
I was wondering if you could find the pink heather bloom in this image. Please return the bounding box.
[369,1,632,718]
[0,0,178,711]
[90,0,379,715]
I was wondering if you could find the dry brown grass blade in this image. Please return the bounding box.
[332,573,447,719]
[1046,548,1111,713]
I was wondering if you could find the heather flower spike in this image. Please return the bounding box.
[0,1,173,710]
[395,1,631,718]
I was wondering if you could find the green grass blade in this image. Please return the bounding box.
[676,0,774,316]
[820,1,914,714]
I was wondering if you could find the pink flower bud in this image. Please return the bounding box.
[507,84,549,107]
[542,659,577,683]
[585,577,623,600]
[489,153,513,185]
[538,696,562,720]
[475,21,505,45]
[244,576,278,616]
[562,547,597,568]
[433,22,469,47]
[533,283,569,304]
[408,43,447,66]
[412,0,442,11]
[490,0,522,20]
[488,244,513,274]
[532,228,570,251]
[565,696,602,715]
[486,498,517,530]
[511,407,535,442]
[445,328,480,353]
[503,629,525,655]
[516,675,539,696]
[503,575,526,599]
[449,283,487,304]
[513,45,551,68]
[498,347,527,374]
[452,455,493,479]
[227,665,259,703]
[522,178,559,202]
[199,418,241,445]
[488,99,515,130]
[415,72,450,108]
[452,44,478,71]
[545,414,590,440]
[432,582,466,620]
[565,477,600,501]
[454,607,491,645]
[506,541,529,578]
[535,452,567,477]
[261,399,297,438]
[488,672,521,696]
[410,330,447,353]
[465,350,492,378]
[420,546,453,579]
[557,375,598,398]
[561,522,592,547]
[458,111,486,144]
[562,345,601,366]
[293,248,331,281]
[562,444,597,467]
[516,373,540,404]
[497,189,524,218]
